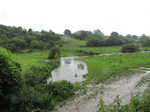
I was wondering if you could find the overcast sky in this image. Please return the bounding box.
[0,0,150,36]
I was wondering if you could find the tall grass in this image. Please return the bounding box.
[78,52,150,84]
[11,50,49,73]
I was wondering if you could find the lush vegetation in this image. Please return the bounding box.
[0,25,150,111]
[0,47,23,111]
[0,25,61,53]
[121,44,139,53]
[11,50,49,73]
[64,29,150,48]
[60,36,122,56]
[48,47,60,59]
[0,47,81,111]
[78,53,150,84]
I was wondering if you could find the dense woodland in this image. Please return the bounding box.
[0,25,150,111]
[0,25,61,53]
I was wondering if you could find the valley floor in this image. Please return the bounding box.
[52,68,150,112]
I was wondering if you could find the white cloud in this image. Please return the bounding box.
[0,0,150,35]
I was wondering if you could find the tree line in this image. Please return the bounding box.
[64,29,150,47]
[0,25,61,53]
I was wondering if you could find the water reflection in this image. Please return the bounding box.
[47,56,88,83]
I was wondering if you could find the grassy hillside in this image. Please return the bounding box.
[12,37,150,73]
[60,37,121,56]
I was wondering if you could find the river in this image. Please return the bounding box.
[47,56,88,83]
[47,53,123,83]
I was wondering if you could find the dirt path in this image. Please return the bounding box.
[52,68,150,112]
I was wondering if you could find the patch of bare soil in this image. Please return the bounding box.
[52,68,150,112]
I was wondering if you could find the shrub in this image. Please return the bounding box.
[24,66,52,86]
[19,85,52,111]
[121,44,139,53]
[48,47,60,59]
[46,80,75,101]
[75,50,99,56]
[0,47,23,111]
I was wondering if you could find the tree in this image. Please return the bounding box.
[28,28,33,35]
[30,40,45,49]
[142,37,150,47]
[37,30,60,42]
[24,35,37,47]
[139,35,150,46]
[48,47,60,59]
[125,34,132,39]
[0,47,23,111]
[121,44,139,53]
[64,29,72,36]
[110,31,119,39]
[72,30,88,40]
[106,36,119,46]
[132,35,138,39]
[86,38,100,47]
[46,40,55,49]
[10,37,26,49]
[93,29,103,36]
[7,37,27,52]
[86,37,106,47]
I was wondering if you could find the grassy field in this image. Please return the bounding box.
[9,37,150,111]
[77,52,150,84]
[11,50,49,73]
[11,37,122,73]
[12,36,150,77]
[60,37,150,56]
[60,37,121,56]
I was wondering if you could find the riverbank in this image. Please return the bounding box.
[52,68,150,112]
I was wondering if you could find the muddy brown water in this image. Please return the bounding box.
[47,56,88,83]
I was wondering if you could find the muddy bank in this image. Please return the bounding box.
[52,68,150,112]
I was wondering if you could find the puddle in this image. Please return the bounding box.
[47,56,88,83]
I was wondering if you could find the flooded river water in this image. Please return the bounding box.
[47,56,88,83]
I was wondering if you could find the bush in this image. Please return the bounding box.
[121,44,139,53]
[75,50,99,56]
[30,40,46,49]
[19,85,50,111]
[48,47,60,59]
[24,66,52,86]
[20,61,60,111]
[0,47,23,111]
[46,80,75,101]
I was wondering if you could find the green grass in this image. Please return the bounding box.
[78,52,150,84]
[11,37,150,79]
[60,37,121,56]
[11,50,49,73]
[140,46,150,51]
